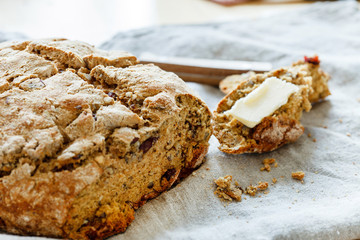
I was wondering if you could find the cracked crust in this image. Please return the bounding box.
[213,61,315,154]
[26,39,138,70]
[0,39,212,239]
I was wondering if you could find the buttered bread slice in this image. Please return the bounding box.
[214,57,330,154]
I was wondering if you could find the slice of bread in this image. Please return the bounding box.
[214,57,330,154]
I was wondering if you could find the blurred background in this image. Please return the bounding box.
[0,0,313,46]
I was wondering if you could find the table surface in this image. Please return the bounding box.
[0,0,311,46]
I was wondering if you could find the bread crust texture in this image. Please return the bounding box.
[213,58,330,154]
[0,39,212,239]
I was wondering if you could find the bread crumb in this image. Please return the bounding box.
[257,181,269,191]
[272,178,277,184]
[264,158,275,164]
[307,133,312,138]
[346,133,351,137]
[260,158,276,172]
[192,172,197,176]
[245,181,269,196]
[245,185,257,196]
[215,176,270,201]
[292,171,305,181]
[339,119,343,123]
[214,175,242,201]
[206,167,210,171]
[312,138,317,142]
[323,125,328,129]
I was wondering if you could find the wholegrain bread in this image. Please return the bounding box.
[0,39,212,239]
[213,57,330,154]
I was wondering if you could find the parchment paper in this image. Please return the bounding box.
[2,1,360,239]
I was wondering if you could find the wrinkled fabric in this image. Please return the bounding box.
[103,2,360,240]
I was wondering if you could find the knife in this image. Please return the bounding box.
[139,53,272,86]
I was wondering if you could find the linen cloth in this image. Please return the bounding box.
[103,2,360,239]
[2,1,360,239]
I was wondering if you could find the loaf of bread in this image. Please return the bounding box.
[214,57,330,154]
[0,39,212,239]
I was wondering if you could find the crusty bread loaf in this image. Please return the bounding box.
[0,39,212,239]
[213,57,330,154]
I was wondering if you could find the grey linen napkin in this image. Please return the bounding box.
[101,2,360,240]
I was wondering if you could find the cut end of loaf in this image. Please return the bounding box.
[0,39,212,240]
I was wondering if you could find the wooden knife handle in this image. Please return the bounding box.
[139,54,272,86]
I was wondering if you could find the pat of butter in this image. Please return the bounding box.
[226,77,299,128]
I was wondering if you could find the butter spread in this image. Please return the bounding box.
[226,77,299,128]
